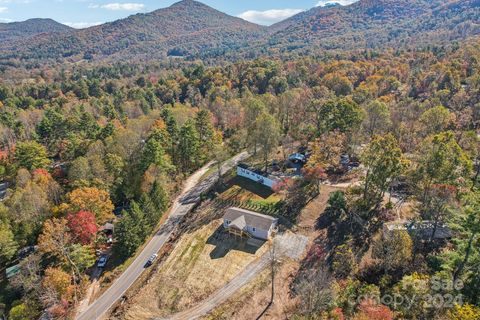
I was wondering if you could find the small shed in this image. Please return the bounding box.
[223,207,278,240]
[6,264,20,279]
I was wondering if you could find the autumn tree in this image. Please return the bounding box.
[363,100,391,137]
[254,113,281,171]
[448,304,480,320]
[444,192,480,285]
[308,130,346,170]
[392,273,431,319]
[66,187,114,224]
[37,218,71,262]
[419,105,454,136]
[0,221,18,263]
[38,218,95,286]
[67,211,98,245]
[244,97,267,154]
[316,98,364,135]
[373,230,413,273]
[414,131,472,214]
[353,299,394,320]
[323,73,353,96]
[14,141,50,170]
[303,164,327,195]
[42,267,74,304]
[332,244,357,278]
[359,134,406,213]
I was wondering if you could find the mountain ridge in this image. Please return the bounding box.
[0,18,72,42]
[265,0,480,53]
[0,0,479,62]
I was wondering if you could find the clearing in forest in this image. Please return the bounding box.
[119,215,269,320]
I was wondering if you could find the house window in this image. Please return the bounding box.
[226,220,230,225]
[252,227,256,232]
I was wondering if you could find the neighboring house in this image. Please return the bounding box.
[407,221,452,240]
[237,163,280,189]
[384,220,452,241]
[6,264,20,279]
[223,207,278,240]
[0,181,9,201]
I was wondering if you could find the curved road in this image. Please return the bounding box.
[76,152,249,320]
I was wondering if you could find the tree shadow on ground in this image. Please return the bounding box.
[206,225,266,259]
[216,176,274,199]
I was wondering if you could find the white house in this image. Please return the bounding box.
[237,163,279,189]
[223,207,278,240]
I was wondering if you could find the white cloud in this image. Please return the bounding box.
[0,17,12,22]
[0,7,7,13]
[89,2,145,11]
[0,0,32,3]
[238,8,304,25]
[316,0,358,6]
[63,21,103,28]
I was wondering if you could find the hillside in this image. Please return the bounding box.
[266,0,480,52]
[0,0,266,61]
[0,18,72,42]
[0,0,479,63]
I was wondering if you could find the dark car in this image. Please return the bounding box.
[97,255,108,268]
[144,253,158,268]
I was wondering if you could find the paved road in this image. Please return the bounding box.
[159,233,309,320]
[76,152,249,320]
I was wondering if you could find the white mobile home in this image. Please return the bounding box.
[237,163,279,189]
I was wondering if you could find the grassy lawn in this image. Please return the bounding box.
[119,218,268,320]
[218,176,283,205]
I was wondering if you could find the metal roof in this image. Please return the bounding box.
[223,207,277,231]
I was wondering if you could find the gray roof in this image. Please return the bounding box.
[230,215,247,230]
[407,221,452,240]
[223,207,277,231]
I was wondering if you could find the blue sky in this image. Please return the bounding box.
[0,0,358,28]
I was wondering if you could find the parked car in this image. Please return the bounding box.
[97,255,108,268]
[144,254,158,268]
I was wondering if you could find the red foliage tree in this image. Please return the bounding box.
[303,164,327,194]
[331,307,345,320]
[32,168,50,177]
[354,299,394,320]
[67,211,98,245]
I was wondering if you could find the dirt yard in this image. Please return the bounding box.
[118,217,269,320]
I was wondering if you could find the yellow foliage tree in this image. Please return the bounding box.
[42,267,74,302]
[66,187,114,224]
[448,304,480,320]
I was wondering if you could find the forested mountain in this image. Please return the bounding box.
[0,18,72,42]
[267,0,480,52]
[0,0,479,63]
[0,0,266,61]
